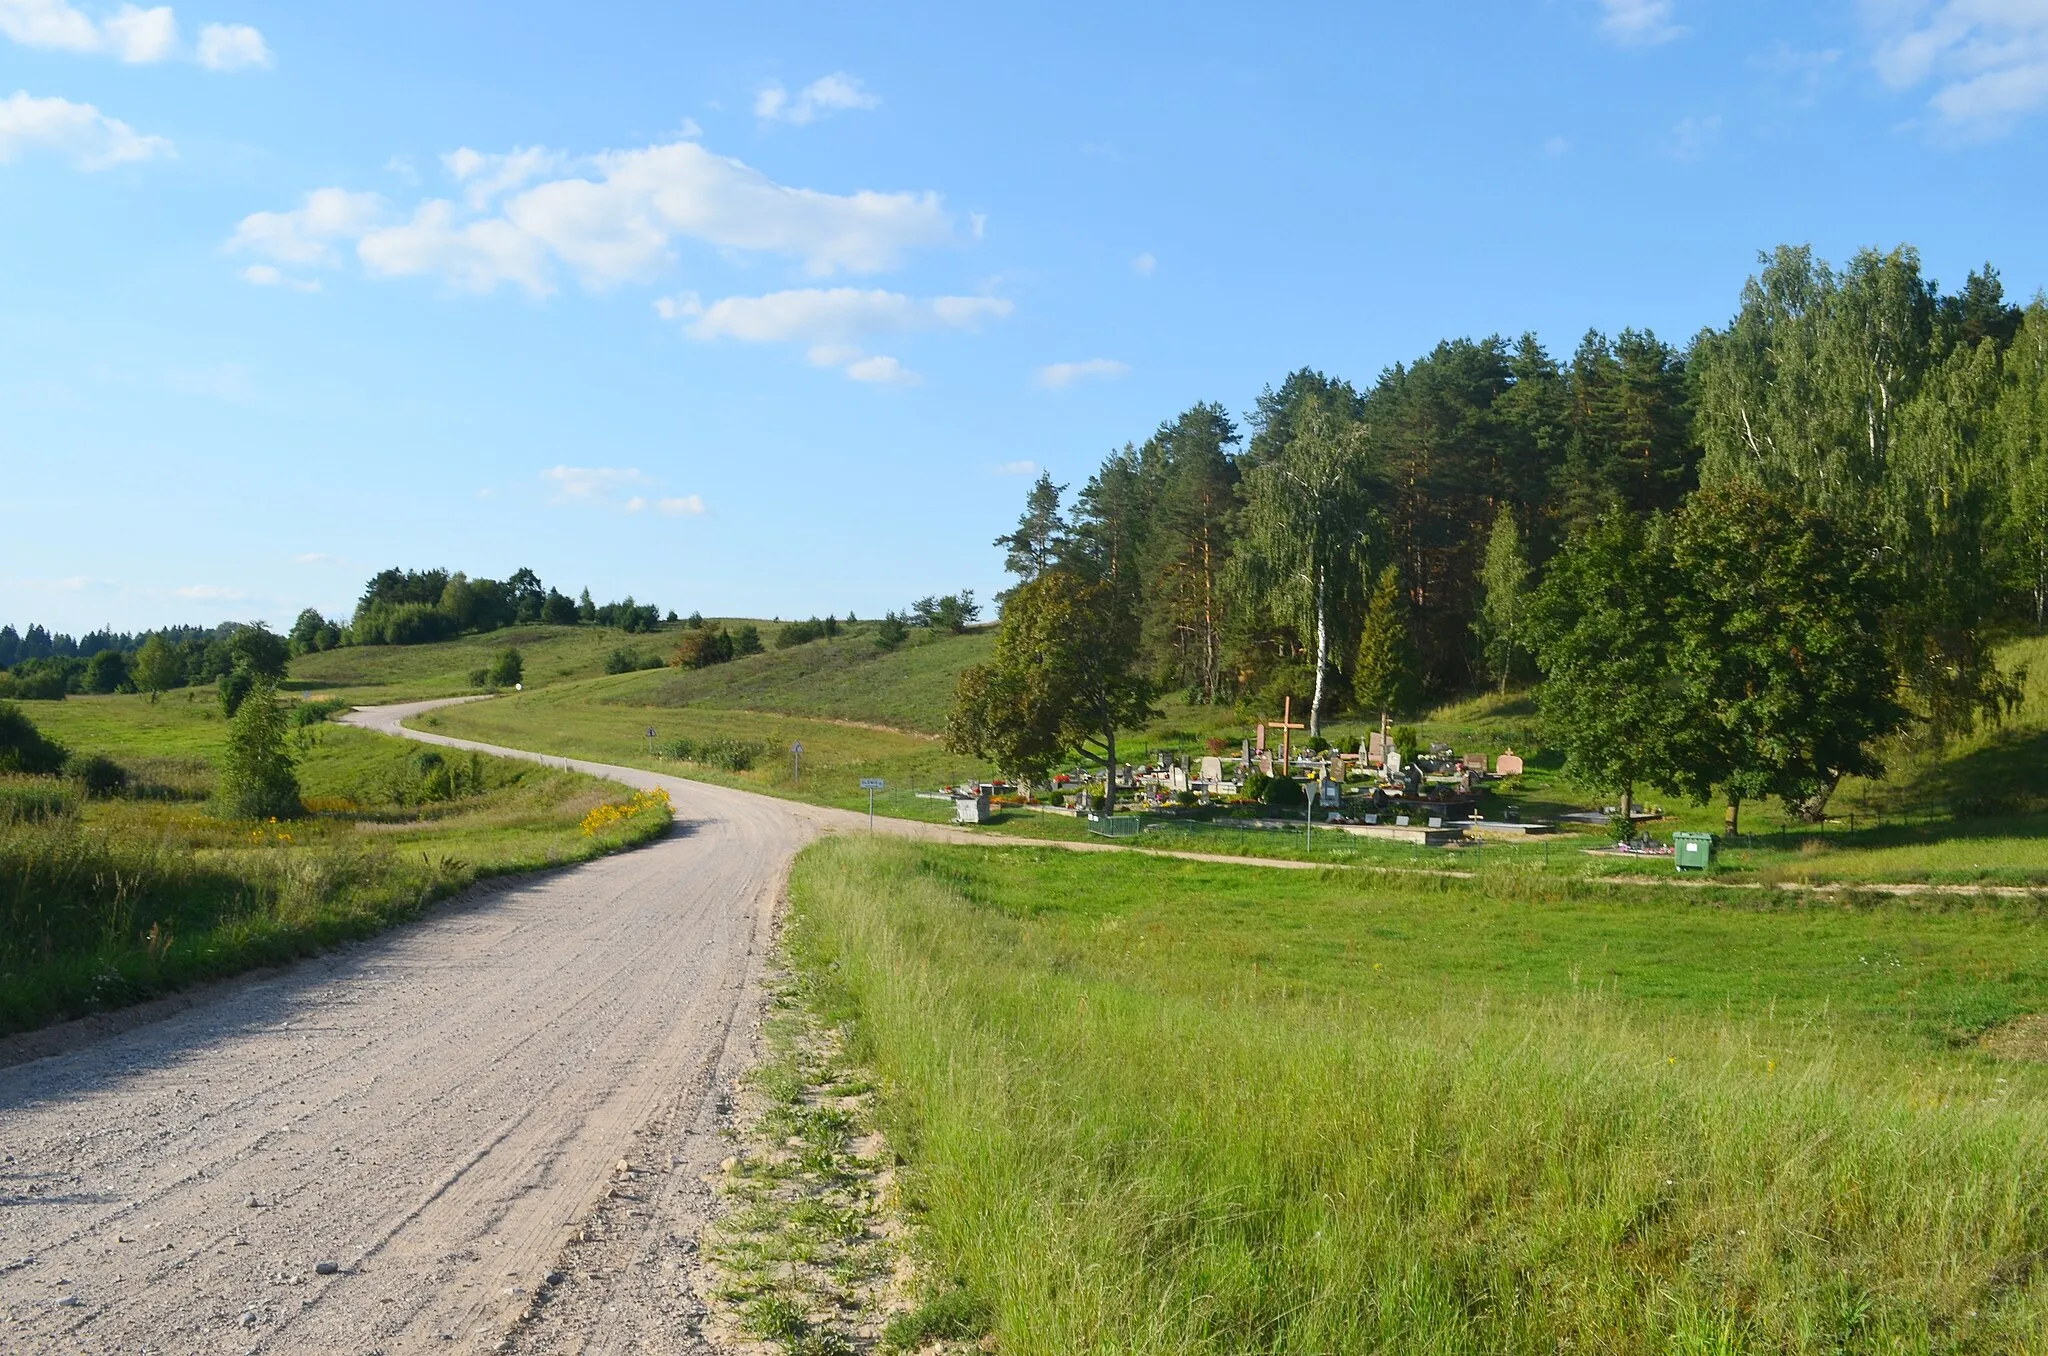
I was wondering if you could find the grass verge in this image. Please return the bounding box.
[0,696,672,1035]
[785,835,2048,1353]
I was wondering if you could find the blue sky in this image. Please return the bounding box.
[4,0,2047,634]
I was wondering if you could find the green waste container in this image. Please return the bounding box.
[1673,831,1714,872]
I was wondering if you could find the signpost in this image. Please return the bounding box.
[645,726,657,757]
[792,741,804,784]
[859,777,885,830]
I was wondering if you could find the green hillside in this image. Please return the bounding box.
[601,627,991,734]
[286,621,683,701]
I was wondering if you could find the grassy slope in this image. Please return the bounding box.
[619,628,992,734]
[286,621,696,702]
[791,836,2048,1354]
[2,694,669,1033]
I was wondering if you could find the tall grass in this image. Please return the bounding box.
[790,837,2048,1353]
[0,779,672,1034]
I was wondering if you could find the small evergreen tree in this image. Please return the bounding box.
[1353,565,1414,728]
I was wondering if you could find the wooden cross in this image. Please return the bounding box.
[1266,695,1306,772]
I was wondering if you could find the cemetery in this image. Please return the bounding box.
[932,694,1559,850]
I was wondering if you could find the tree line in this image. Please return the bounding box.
[956,244,2048,823]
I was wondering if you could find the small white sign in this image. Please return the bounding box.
[859,777,885,790]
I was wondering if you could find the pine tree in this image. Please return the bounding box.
[1353,565,1413,729]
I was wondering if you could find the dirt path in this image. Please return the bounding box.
[0,704,840,1355]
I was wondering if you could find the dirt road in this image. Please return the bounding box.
[0,700,879,1355]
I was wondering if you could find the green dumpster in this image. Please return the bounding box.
[1673,831,1714,872]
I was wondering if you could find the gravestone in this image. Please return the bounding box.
[1465,753,1488,774]
[1495,748,1525,776]
[1258,752,1274,777]
[1368,730,1387,766]
[1319,775,1341,807]
[1169,765,1190,794]
[1199,755,1224,784]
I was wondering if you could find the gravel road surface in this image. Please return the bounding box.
[0,699,874,1355]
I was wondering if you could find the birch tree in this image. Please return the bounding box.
[1231,396,1376,734]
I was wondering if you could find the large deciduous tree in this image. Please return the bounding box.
[1664,486,1905,830]
[1690,244,2012,735]
[1528,510,1680,821]
[945,569,1157,812]
[1999,300,2048,626]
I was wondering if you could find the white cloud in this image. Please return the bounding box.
[1037,358,1130,389]
[1595,0,1687,46]
[228,187,384,266]
[1872,1,2048,134]
[1664,112,1722,158]
[1132,251,1156,275]
[845,355,920,385]
[666,286,1010,382]
[0,2,268,68]
[543,465,647,503]
[358,199,554,294]
[1543,135,1573,155]
[624,495,647,513]
[657,494,705,516]
[0,90,172,168]
[443,144,562,206]
[234,136,957,294]
[992,460,1037,476]
[241,262,319,291]
[196,20,268,70]
[175,583,244,599]
[292,552,339,565]
[106,5,177,62]
[755,71,879,126]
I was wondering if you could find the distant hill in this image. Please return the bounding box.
[286,620,991,735]
[598,629,991,736]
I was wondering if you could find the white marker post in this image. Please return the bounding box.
[792,741,804,785]
[860,777,885,831]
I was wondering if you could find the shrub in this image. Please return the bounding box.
[1306,734,1331,755]
[776,617,833,649]
[488,648,524,688]
[65,752,128,798]
[1241,771,1271,803]
[659,736,764,772]
[214,678,301,820]
[673,628,736,669]
[0,775,76,823]
[1393,724,1421,762]
[84,649,131,694]
[218,667,256,717]
[0,702,67,774]
[733,623,764,656]
[290,696,350,727]
[353,601,457,646]
[605,647,641,675]
[0,663,72,700]
[1262,775,1306,810]
[873,612,910,650]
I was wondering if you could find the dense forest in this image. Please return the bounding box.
[1003,244,2043,722]
[974,244,2048,821]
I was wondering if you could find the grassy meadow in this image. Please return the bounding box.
[0,693,671,1034]
[790,835,2048,1353]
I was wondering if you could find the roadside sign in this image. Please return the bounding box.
[792,741,804,783]
[859,777,885,790]
[860,777,885,829]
